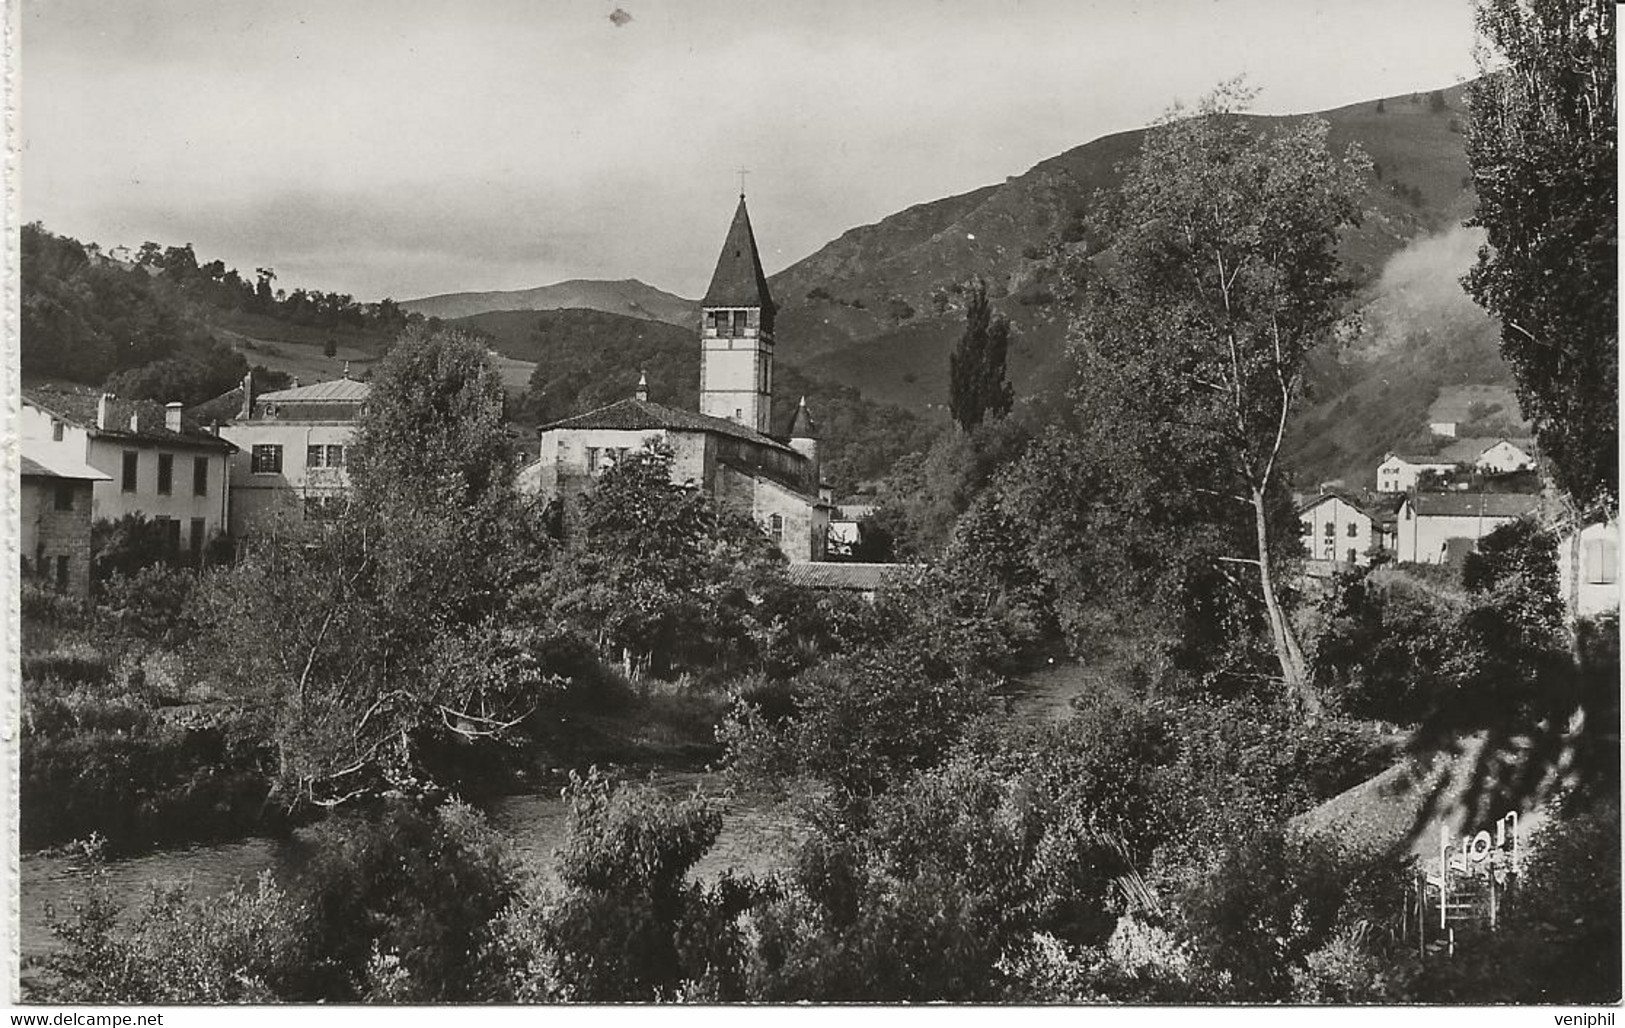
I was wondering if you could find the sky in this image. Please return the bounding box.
[20,0,1481,302]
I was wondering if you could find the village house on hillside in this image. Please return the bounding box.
[1298,490,1380,567]
[203,370,371,538]
[19,441,110,596]
[530,197,832,562]
[21,389,235,562]
[1394,491,1545,566]
[1376,437,1537,493]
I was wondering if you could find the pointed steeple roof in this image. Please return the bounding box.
[788,395,817,438]
[702,196,775,311]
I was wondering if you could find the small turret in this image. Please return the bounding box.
[635,370,649,402]
[789,395,819,485]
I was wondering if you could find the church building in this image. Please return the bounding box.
[530,197,832,562]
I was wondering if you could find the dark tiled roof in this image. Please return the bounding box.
[701,197,775,311]
[716,453,820,505]
[540,397,795,454]
[1298,489,1371,517]
[1388,453,1456,466]
[1437,437,1508,464]
[1408,492,1544,519]
[783,562,924,592]
[187,386,245,424]
[787,396,816,438]
[25,389,236,452]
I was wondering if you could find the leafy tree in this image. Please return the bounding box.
[533,446,782,676]
[948,278,1015,431]
[1065,83,1368,711]
[188,327,550,804]
[1463,0,1617,513]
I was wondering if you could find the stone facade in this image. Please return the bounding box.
[20,470,99,597]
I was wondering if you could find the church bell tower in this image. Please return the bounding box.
[700,195,775,433]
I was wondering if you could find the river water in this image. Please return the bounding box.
[18,662,1091,969]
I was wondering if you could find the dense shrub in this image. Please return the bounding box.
[101,565,199,643]
[722,639,994,806]
[35,868,297,1003]
[20,645,113,688]
[20,581,92,627]
[286,800,523,1002]
[1312,567,1461,723]
[1160,825,1410,1002]
[487,771,753,1001]
[20,706,277,852]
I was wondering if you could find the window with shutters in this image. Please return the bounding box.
[1585,538,1618,585]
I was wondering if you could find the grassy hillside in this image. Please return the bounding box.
[766,82,1516,488]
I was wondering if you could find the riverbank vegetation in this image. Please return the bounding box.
[26,38,1620,1004]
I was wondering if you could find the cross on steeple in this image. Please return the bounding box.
[737,167,749,198]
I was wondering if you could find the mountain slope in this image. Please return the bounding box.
[768,84,1478,396]
[401,278,697,326]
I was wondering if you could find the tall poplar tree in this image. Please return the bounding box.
[1463,0,1617,514]
[949,279,1014,431]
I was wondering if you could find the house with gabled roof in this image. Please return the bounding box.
[21,387,236,562]
[1394,491,1546,565]
[1298,489,1379,566]
[532,196,831,562]
[1378,438,1538,493]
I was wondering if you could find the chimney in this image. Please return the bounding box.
[129,406,142,432]
[97,394,113,430]
[166,401,183,432]
[239,369,255,420]
[635,370,649,402]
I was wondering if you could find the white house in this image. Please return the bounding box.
[21,389,236,561]
[1555,520,1619,619]
[1298,492,1376,566]
[1471,438,1537,475]
[1377,438,1538,493]
[212,372,370,538]
[1394,492,1544,565]
[1377,454,1455,493]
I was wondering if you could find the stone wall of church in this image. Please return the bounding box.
[716,464,827,562]
[535,427,715,498]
